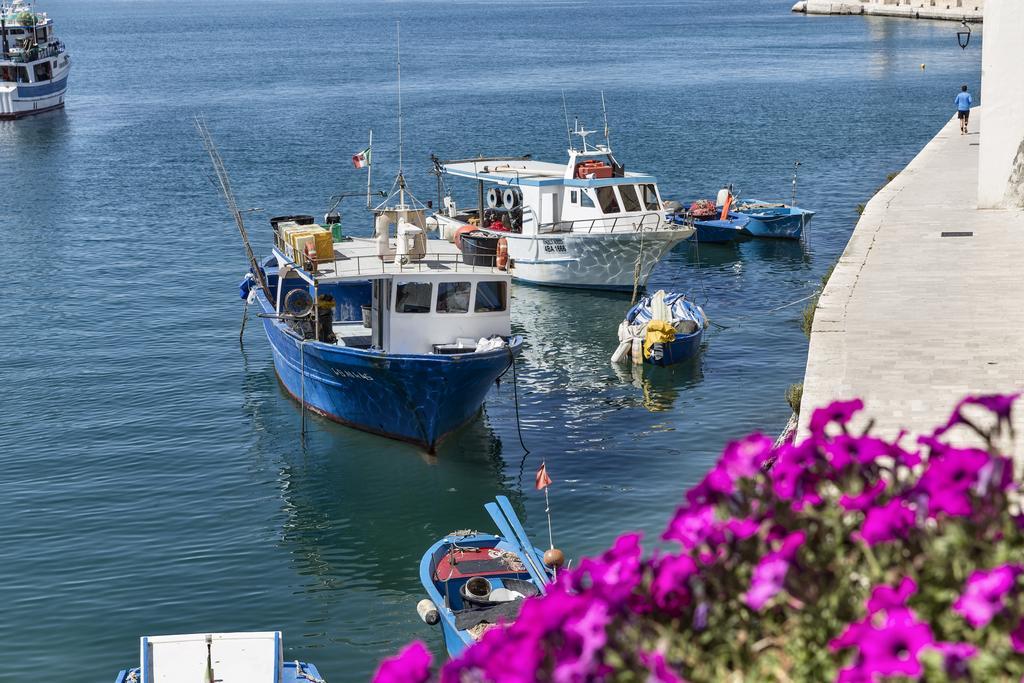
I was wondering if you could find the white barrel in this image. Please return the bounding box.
[716,187,731,207]
[416,599,439,625]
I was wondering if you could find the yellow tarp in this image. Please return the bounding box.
[643,320,677,359]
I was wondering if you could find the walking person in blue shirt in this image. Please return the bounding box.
[955,85,973,135]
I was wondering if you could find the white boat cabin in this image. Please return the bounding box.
[270,208,513,356]
[1,0,71,118]
[438,127,667,236]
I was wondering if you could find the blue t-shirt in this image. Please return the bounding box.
[955,92,973,111]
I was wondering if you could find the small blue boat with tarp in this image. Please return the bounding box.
[733,198,815,240]
[114,631,325,683]
[612,290,708,367]
[416,495,558,658]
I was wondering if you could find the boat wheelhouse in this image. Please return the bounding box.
[0,0,69,119]
[246,192,522,451]
[432,123,694,291]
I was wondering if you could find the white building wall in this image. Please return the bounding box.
[977,0,1024,209]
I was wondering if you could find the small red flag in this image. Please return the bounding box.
[535,462,552,490]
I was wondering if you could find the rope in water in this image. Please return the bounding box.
[708,289,820,330]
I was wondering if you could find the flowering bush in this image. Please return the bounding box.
[374,395,1024,682]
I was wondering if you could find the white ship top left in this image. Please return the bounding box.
[0,0,70,120]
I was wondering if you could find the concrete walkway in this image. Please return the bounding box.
[799,109,1024,451]
[793,1,984,21]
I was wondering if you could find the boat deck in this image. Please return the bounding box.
[333,321,372,348]
[291,237,506,282]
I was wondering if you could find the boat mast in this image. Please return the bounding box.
[195,117,270,298]
[561,90,572,152]
[601,90,611,149]
[396,20,404,208]
[366,128,373,209]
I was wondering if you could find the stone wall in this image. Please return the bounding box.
[793,0,984,21]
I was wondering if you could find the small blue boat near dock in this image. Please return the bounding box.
[733,199,815,240]
[417,495,555,658]
[667,199,750,244]
[115,631,325,683]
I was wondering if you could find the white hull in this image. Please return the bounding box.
[0,61,69,119]
[435,216,693,290]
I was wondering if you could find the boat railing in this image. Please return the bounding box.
[537,211,670,235]
[8,41,64,63]
[282,248,508,280]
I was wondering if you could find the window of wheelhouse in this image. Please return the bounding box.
[595,186,620,214]
[475,281,507,313]
[436,282,471,313]
[579,190,595,209]
[394,281,432,313]
[641,184,661,210]
[619,185,642,212]
[33,61,52,82]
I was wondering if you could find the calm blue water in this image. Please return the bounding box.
[0,1,980,680]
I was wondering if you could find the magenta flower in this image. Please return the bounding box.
[934,642,978,678]
[839,480,886,512]
[566,533,643,607]
[808,398,865,435]
[917,448,990,517]
[938,393,1020,435]
[702,434,773,496]
[651,554,698,615]
[856,498,916,545]
[663,505,719,550]
[953,565,1021,627]
[724,517,761,540]
[639,651,687,683]
[744,532,804,610]
[552,600,610,683]
[1011,619,1024,653]
[866,577,916,614]
[832,609,934,679]
[373,642,432,683]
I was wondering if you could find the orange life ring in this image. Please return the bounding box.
[496,237,509,270]
[453,224,476,250]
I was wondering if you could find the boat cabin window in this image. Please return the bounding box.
[596,186,620,214]
[33,61,52,82]
[619,185,642,212]
[394,281,432,313]
[1,66,30,83]
[475,281,507,312]
[570,190,578,204]
[641,184,660,210]
[580,191,595,209]
[436,281,471,313]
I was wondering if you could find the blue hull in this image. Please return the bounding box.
[255,291,520,451]
[690,219,747,243]
[647,328,704,366]
[737,203,815,239]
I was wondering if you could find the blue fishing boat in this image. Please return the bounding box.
[241,191,523,452]
[612,290,708,367]
[667,199,750,244]
[115,631,326,683]
[733,199,815,240]
[417,495,556,658]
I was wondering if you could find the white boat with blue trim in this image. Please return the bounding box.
[0,0,69,120]
[432,122,693,291]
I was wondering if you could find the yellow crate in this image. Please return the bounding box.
[288,227,334,261]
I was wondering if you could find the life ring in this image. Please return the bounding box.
[496,237,509,270]
[453,224,477,250]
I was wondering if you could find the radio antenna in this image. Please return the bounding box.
[600,90,611,148]
[561,90,572,151]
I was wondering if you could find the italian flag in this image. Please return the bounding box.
[352,147,371,169]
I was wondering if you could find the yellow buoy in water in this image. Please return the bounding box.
[920,63,926,70]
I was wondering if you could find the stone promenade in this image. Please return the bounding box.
[799,109,1024,453]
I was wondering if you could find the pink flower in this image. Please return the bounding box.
[832,609,934,679]
[552,600,610,683]
[744,532,805,610]
[953,565,1021,628]
[917,448,990,517]
[866,577,916,614]
[639,651,687,683]
[808,398,864,435]
[702,434,773,496]
[933,642,978,678]
[663,505,718,550]
[566,533,643,608]
[856,499,916,545]
[839,480,886,512]
[938,393,1020,435]
[651,554,698,615]
[373,642,432,683]
[1012,619,1024,653]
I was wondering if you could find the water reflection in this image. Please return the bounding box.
[609,354,704,413]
